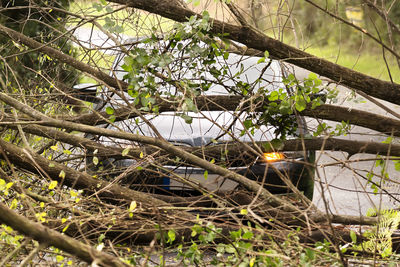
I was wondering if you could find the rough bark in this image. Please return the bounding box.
[2,21,400,138]
[65,95,400,137]
[12,123,400,160]
[1,3,400,107]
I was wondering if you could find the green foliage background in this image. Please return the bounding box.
[0,0,78,91]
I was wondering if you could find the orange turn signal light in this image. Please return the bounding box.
[263,152,285,162]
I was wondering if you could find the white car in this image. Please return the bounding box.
[75,37,315,199]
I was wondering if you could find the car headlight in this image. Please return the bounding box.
[263,152,285,162]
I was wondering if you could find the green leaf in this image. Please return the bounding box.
[62,224,69,233]
[168,230,176,243]
[383,136,393,144]
[184,98,197,112]
[56,255,64,262]
[240,209,248,215]
[93,156,99,166]
[98,234,106,243]
[308,72,318,80]
[59,170,66,179]
[49,180,58,190]
[257,57,265,64]
[122,147,130,156]
[350,230,357,243]
[225,244,236,253]
[268,91,279,101]
[92,3,102,11]
[129,201,137,212]
[106,107,114,115]
[242,231,254,239]
[5,182,13,190]
[295,96,307,112]
[203,170,208,180]
[243,119,253,129]
[264,50,269,58]
[181,114,193,124]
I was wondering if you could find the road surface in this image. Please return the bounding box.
[288,64,400,215]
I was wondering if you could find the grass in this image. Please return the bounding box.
[305,45,400,83]
[69,0,174,38]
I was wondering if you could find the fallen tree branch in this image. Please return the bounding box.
[2,21,400,138]
[0,92,315,221]
[1,5,400,107]
[0,137,170,208]
[0,92,381,226]
[108,0,400,105]
[0,202,130,267]
[65,95,400,137]
[12,123,400,160]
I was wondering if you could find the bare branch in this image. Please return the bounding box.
[107,0,400,106]
[0,202,130,267]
